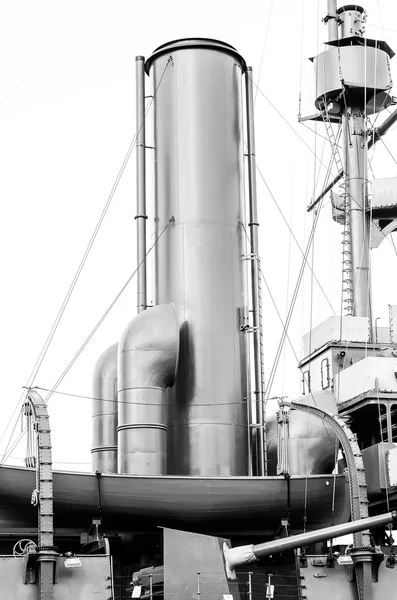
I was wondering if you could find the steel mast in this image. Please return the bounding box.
[337,7,371,320]
[319,3,394,328]
[327,4,371,320]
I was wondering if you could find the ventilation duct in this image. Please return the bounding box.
[91,343,118,473]
[118,304,179,475]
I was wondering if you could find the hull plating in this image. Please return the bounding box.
[0,465,349,536]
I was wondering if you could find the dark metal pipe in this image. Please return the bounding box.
[307,170,343,212]
[368,108,397,149]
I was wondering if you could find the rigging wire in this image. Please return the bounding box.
[300,121,343,147]
[281,161,296,395]
[253,0,273,105]
[0,1,97,107]
[1,216,174,465]
[391,234,397,256]
[249,75,336,175]
[303,1,320,528]
[0,56,172,463]
[256,164,336,315]
[31,387,253,408]
[263,165,334,403]
[298,0,305,118]
[240,222,300,364]
[379,136,397,168]
[2,455,92,466]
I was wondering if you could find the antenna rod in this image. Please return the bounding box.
[136,56,147,314]
[245,67,266,476]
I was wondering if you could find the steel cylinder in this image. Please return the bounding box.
[343,111,371,318]
[146,39,249,476]
[91,343,118,473]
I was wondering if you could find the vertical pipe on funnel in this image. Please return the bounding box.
[136,56,147,314]
[245,67,266,476]
[326,0,338,43]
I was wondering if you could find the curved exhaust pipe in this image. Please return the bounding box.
[91,343,118,473]
[118,304,179,475]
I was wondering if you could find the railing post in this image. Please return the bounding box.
[248,571,253,600]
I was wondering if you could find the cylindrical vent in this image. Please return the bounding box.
[337,5,365,39]
[91,343,118,473]
[117,390,167,475]
[147,39,249,476]
[117,304,179,475]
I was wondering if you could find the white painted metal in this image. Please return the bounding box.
[372,178,397,208]
[390,305,397,343]
[302,316,369,357]
[334,356,397,404]
[147,40,249,476]
[386,446,397,487]
[314,47,390,112]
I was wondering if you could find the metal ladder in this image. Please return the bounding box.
[321,107,344,176]
[321,107,353,314]
[256,255,268,473]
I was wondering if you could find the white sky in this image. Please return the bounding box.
[0,0,397,470]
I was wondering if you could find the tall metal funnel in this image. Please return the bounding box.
[146,39,249,476]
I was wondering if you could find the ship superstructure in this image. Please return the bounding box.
[1,2,397,599]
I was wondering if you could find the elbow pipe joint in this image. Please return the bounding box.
[118,304,179,474]
[223,543,257,579]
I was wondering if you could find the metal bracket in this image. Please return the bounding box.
[24,547,59,586]
[371,548,385,582]
[299,547,308,568]
[242,253,259,261]
[240,325,259,333]
[386,551,396,569]
[326,551,335,568]
[24,550,37,584]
